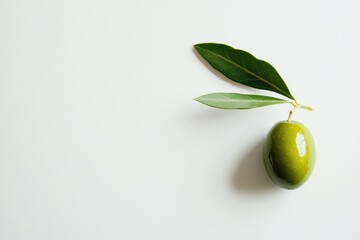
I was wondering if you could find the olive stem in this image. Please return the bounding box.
[287,107,297,122]
[287,101,313,122]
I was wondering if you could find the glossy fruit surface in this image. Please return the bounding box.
[263,121,315,189]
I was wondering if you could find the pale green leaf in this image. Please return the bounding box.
[194,93,290,109]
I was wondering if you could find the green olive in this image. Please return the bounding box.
[263,121,315,189]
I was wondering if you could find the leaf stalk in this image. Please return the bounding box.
[287,102,313,122]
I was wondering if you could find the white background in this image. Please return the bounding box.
[1,0,359,239]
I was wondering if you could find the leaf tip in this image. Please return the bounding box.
[193,42,214,50]
[193,96,202,102]
[193,43,203,52]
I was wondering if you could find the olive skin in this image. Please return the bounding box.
[263,121,315,189]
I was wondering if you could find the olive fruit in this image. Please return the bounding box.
[263,121,315,189]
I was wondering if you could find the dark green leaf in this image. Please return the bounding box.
[194,43,295,100]
[194,93,290,110]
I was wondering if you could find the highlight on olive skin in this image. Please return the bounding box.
[193,43,315,189]
[263,121,315,189]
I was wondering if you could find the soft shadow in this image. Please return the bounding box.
[232,140,278,192]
